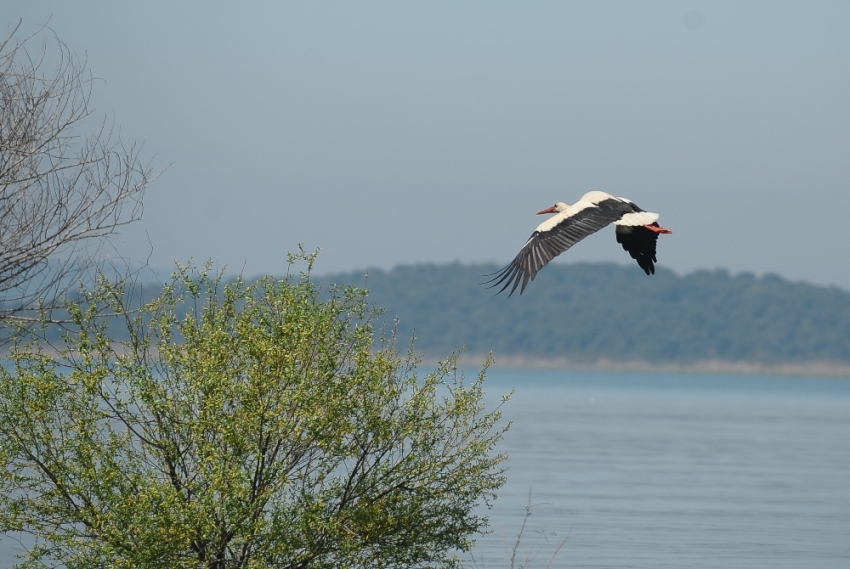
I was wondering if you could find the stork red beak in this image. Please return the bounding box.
[536,206,557,215]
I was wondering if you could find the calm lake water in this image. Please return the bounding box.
[471,369,850,569]
[1,370,848,568]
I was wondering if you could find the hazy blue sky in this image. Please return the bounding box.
[5,2,850,288]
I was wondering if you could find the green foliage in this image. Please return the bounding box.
[0,253,507,569]
[314,262,850,364]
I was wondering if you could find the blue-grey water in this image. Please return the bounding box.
[1,371,848,568]
[471,370,850,569]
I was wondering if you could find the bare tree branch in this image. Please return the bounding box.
[0,20,154,334]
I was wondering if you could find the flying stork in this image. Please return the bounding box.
[487,191,672,295]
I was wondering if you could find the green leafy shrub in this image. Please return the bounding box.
[0,253,508,569]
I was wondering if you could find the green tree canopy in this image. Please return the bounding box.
[0,253,507,569]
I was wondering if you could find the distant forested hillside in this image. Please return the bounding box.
[7,262,848,367]
[313,262,850,365]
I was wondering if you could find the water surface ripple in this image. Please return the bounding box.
[472,370,850,569]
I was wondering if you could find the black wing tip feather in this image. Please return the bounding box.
[483,263,523,296]
[616,224,662,275]
[483,258,534,296]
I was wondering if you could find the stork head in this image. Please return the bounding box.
[535,201,568,215]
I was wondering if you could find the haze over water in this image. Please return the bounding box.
[5,2,850,289]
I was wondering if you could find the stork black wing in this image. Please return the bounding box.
[615,223,662,275]
[487,198,636,295]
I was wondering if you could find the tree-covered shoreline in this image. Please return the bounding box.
[313,262,850,368]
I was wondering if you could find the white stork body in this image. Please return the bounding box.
[488,191,672,295]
